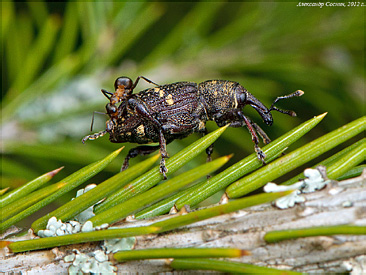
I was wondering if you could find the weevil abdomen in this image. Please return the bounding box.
[136,82,206,134]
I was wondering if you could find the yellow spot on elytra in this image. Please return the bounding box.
[159,90,164,97]
[136,124,145,136]
[166,94,174,105]
[198,120,205,130]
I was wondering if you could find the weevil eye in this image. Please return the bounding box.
[106,103,117,115]
[114,77,133,90]
[236,91,246,105]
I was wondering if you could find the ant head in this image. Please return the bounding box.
[114,77,133,91]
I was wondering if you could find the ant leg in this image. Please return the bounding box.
[101,89,113,100]
[237,111,266,163]
[132,76,159,90]
[122,145,160,171]
[90,111,106,131]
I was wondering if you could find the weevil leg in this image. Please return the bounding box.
[237,111,266,163]
[203,128,214,163]
[248,119,271,145]
[129,98,170,178]
[129,98,162,128]
[203,129,214,179]
[122,145,160,171]
[158,129,169,179]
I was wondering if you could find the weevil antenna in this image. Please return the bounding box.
[82,130,107,144]
[268,90,304,117]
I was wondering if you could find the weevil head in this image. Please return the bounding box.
[236,87,273,126]
[246,92,273,125]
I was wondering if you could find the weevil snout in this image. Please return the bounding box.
[244,91,273,126]
[262,112,274,126]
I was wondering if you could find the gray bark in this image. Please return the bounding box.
[1,173,365,274]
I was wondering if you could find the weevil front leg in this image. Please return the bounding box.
[236,111,266,163]
[122,145,160,171]
[129,98,170,178]
[202,128,214,163]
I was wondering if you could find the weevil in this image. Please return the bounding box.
[82,76,303,179]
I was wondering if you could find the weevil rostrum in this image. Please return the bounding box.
[82,76,304,179]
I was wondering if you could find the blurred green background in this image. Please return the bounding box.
[1,2,364,202]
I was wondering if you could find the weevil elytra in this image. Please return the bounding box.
[82,76,303,179]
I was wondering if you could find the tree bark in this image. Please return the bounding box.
[2,173,365,273]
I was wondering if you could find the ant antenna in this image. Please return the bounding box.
[102,89,113,100]
[268,90,304,117]
[90,111,107,131]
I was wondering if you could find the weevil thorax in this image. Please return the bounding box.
[198,80,241,120]
[198,80,274,126]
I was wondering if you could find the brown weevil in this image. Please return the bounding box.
[82,76,304,178]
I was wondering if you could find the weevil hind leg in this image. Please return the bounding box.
[202,128,214,179]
